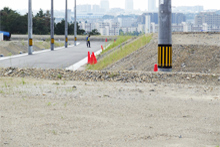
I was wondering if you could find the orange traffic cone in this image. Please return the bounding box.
[92,52,97,64]
[91,52,94,65]
[94,55,97,64]
[154,64,158,72]
[88,52,91,64]
[101,45,103,51]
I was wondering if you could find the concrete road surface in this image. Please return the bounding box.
[0,42,104,69]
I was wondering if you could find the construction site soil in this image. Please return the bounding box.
[1,33,220,147]
[106,33,220,74]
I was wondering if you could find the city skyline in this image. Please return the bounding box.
[1,0,219,12]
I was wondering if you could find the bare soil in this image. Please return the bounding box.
[106,33,220,74]
[0,41,64,56]
[0,77,220,147]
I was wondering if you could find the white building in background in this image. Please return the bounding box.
[138,24,145,33]
[98,21,120,36]
[151,23,156,33]
[125,0,133,11]
[121,27,137,33]
[182,22,192,32]
[77,4,92,12]
[93,5,100,13]
[100,27,110,36]
[148,0,157,12]
[100,0,109,12]
[145,15,151,33]
[118,18,136,27]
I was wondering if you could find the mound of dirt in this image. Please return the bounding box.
[106,33,220,74]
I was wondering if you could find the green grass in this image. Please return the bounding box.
[57,74,62,79]
[87,34,152,70]
[101,36,132,55]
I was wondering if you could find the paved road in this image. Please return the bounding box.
[0,42,104,69]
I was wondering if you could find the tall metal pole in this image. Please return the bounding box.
[158,0,172,72]
[28,0,33,55]
[65,0,68,48]
[51,0,54,51]
[74,0,77,46]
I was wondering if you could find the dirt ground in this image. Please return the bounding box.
[1,77,220,147]
[106,33,220,74]
[0,40,64,56]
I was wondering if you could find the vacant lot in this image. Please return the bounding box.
[1,77,220,147]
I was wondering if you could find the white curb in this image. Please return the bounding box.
[66,44,111,71]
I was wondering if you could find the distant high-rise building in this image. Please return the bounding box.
[195,12,220,26]
[100,0,109,12]
[172,6,204,13]
[148,0,157,12]
[93,5,100,13]
[125,0,133,11]
[77,4,92,12]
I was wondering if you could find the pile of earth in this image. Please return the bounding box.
[106,33,220,74]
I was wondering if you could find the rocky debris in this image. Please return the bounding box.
[0,67,219,85]
[4,70,13,76]
[181,63,186,68]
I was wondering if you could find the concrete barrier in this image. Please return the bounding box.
[0,33,3,41]
[11,35,117,42]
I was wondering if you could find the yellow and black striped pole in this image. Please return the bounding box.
[158,45,172,69]
[158,0,172,71]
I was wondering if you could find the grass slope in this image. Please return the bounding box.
[87,34,152,70]
[100,36,132,55]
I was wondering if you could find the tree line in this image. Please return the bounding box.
[0,7,85,35]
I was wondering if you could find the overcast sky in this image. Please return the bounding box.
[1,0,219,11]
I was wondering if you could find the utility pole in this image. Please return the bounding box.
[158,0,172,72]
[51,0,54,51]
[65,0,68,48]
[28,0,33,55]
[74,0,77,46]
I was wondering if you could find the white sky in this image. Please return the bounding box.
[1,0,220,11]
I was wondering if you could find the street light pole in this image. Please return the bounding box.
[51,0,54,51]
[65,0,68,48]
[28,0,33,55]
[158,0,172,72]
[74,0,77,46]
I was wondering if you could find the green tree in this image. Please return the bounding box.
[0,7,27,34]
[33,9,50,34]
[55,20,85,35]
[89,29,100,35]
